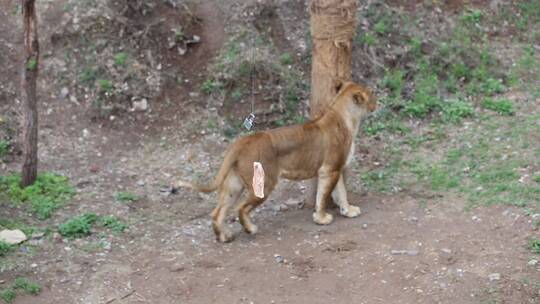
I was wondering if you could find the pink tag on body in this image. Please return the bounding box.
[252,162,265,198]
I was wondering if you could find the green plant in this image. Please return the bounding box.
[0,241,13,257]
[382,69,404,98]
[0,173,75,219]
[116,191,139,202]
[0,140,8,158]
[26,58,37,71]
[481,98,515,116]
[441,99,475,123]
[79,67,97,85]
[58,213,97,238]
[12,278,40,295]
[279,53,293,65]
[528,238,540,253]
[374,19,387,35]
[0,288,15,304]
[114,52,128,66]
[98,215,128,233]
[98,79,113,93]
[461,9,482,24]
[533,174,540,183]
[201,79,216,94]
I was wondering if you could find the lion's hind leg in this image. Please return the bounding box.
[211,172,244,243]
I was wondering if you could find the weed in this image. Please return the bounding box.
[58,213,97,238]
[201,79,217,94]
[0,288,15,304]
[26,58,37,71]
[528,238,540,253]
[481,98,515,116]
[0,173,75,219]
[231,89,243,101]
[79,67,97,85]
[12,278,41,295]
[98,79,113,93]
[98,215,128,233]
[114,52,128,66]
[461,9,482,24]
[0,277,41,303]
[534,174,540,183]
[116,191,139,202]
[441,99,475,123]
[374,19,387,35]
[0,140,9,158]
[356,32,376,46]
[382,69,404,98]
[279,53,293,65]
[0,241,13,257]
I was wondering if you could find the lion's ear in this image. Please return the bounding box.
[353,91,368,105]
[333,79,343,94]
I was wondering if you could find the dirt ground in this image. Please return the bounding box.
[1,0,539,303]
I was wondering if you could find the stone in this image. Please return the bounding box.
[527,259,538,266]
[133,99,148,111]
[488,273,500,281]
[60,87,69,99]
[0,229,27,244]
[390,250,419,256]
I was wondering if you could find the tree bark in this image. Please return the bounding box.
[305,0,357,207]
[20,0,39,187]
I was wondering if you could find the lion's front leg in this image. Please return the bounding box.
[332,172,361,218]
[313,170,340,225]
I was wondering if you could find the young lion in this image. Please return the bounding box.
[177,81,377,242]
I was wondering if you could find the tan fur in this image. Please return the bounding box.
[177,81,377,242]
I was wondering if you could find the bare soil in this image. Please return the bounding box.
[1,1,538,304]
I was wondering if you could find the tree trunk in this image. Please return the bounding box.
[20,0,39,187]
[305,0,357,207]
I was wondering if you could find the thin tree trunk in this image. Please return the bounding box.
[305,0,357,207]
[21,0,39,187]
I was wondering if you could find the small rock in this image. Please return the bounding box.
[488,273,500,281]
[531,213,540,219]
[284,199,301,208]
[132,99,148,111]
[390,250,419,256]
[441,248,452,254]
[527,259,538,266]
[31,232,45,239]
[169,264,185,272]
[189,92,200,98]
[30,263,38,268]
[82,129,90,138]
[60,87,69,99]
[136,180,145,187]
[0,229,27,244]
[274,254,284,263]
[361,223,368,229]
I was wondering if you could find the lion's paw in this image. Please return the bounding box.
[340,205,361,218]
[313,212,334,225]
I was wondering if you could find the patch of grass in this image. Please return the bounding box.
[534,174,540,183]
[0,277,41,303]
[279,53,293,65]
[382,69,404,98]
[115,191,139,202]
[58,213,97,238]
[0,241,14,257]
[114,52,128,66]
[0,140,9,158]
[12,278,41,295]
[374,19,387,35]
[79,66,97,85]
[97,79,113,93]
[98,215,128,233]
[0,288,15,304]
[26,58,38,71]
[461,9,483,24]
[201,79,217,95]
[481,98,515,116]
[0,173,75,219]
[441,99,475,123]
[528,238,540,254]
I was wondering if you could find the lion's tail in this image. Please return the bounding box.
[175,143,240,193]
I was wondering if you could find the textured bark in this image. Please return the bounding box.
[20,0,39,187]
[306,0,357,207]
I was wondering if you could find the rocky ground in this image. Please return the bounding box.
[1,0,539,303]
